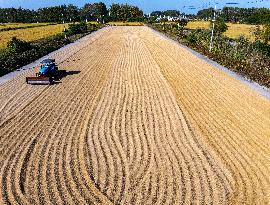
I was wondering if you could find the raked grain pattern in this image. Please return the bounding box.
[138,27,270,204]
[0,26,269,205]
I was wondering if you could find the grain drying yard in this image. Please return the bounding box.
[0,26,270,204]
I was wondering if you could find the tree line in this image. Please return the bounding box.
[0,2,144,23]
[197,7,270,24]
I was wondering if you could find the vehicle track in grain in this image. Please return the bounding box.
[0,26,269,204]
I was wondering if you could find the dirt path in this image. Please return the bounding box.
[0,26,269,204]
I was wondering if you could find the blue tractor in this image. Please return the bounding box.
[26,59,59,85]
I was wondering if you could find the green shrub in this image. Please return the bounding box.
[213,18,228,34]
[66,22,88,36]
[261,24,270,44]
[0,34,70,74]
[7,37,32,53]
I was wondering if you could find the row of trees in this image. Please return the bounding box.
[110,4,143,22]
[197,7,270,24]
[0,2,144,23]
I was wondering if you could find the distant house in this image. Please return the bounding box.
[155,15,187,22]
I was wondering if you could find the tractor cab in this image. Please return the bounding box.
[38,59,58,77]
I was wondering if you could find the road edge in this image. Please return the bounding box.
[0,27,108,85]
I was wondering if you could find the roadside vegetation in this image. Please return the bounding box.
[0,22,101,76]
[147,6,270,88]
[148,22,270,87]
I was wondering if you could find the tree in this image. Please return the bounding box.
[163,10,180,17]
[66,21,88,36]
[7,37,32,53]
[176,19,188,36]
[109,3,144,22]
[246,8,270,24]
[12,7,34,23]
[177,19,188,28]
[213,18,228,34]
[66,4,79,22]
[151,10,181,18]
[80,4,95,21]
[151,11,163,17]
[253,25,262,41]
[197,7,270,24]
[197,8,214,20]
[262,24,270,44]
[95,2,108,17]
[80,2,108,22]
[255,24,270,44]
[37,5,68,23]
[0,2,146,24]
[147,16,157,24]
[160,17,166,30]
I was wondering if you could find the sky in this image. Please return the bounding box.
[0,0,269,14]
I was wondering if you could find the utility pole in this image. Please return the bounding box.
[64,27,67,39]
[209,5,216,52]
[62,13,65,24]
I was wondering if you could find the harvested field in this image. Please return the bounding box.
[0,23,50,30]
[186,21,256,40]
[0,23,68,48]
[0,26,269,204]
